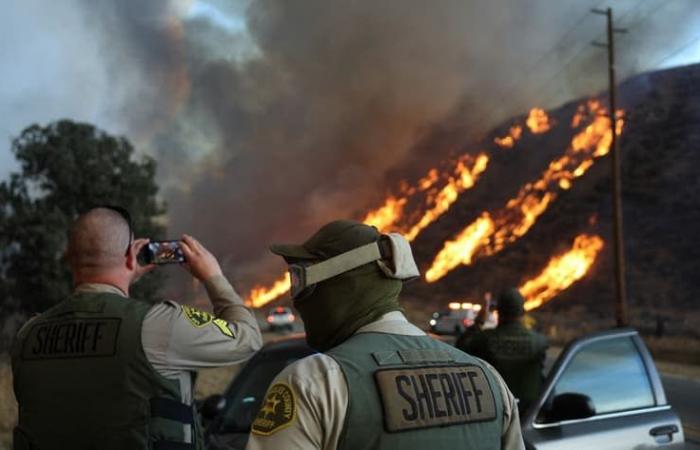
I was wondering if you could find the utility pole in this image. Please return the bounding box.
[592,7,628,327]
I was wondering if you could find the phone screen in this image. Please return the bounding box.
[147,240,185,264]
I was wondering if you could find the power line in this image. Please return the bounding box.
[649,31,700,69]
[467,0,610,130]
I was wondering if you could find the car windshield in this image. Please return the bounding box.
[218,346,314,432]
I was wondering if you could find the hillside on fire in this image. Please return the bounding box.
[248,62,700,335]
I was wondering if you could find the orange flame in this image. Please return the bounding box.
[363,196,408,231]
[521,234,604,311]
[362,168,440,230]
[404,154,489,241]
[494,125,523,149]
[248,153,487,306]
[425,100,623,282]
[526,107,552,134]
[246,274,291,308]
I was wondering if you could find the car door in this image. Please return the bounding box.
[521,328,685,450]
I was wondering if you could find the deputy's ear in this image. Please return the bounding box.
[126,243,137,270]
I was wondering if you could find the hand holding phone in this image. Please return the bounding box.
[179,234,223,281]
[141,240,186,265]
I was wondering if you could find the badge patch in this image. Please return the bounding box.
[22,318,121,360]
[374,364,497,432]
[251,382,296,435]
[212,318,234,338]
[182,305,212,327]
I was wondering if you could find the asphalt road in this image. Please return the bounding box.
[662,374,700,449]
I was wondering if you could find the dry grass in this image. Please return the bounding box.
[0,357,16,450]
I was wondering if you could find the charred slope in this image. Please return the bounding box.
[403,62,700,314]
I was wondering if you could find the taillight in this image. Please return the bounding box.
[266,316,274,323]
[288,314,295,321]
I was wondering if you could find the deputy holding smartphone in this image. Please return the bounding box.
[12,206,262,450]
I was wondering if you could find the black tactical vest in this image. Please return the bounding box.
[11,292,202,450]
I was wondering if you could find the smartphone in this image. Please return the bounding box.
[141,240,185,264]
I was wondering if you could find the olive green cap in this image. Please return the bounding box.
[496,287,525,317]
[270,220,380,262]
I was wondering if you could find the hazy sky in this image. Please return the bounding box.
[1,0,699,289]
[1,0,698,182]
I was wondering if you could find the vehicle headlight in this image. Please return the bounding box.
[429,319,437,326]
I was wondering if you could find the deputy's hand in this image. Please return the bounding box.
[131,238,156,283]
[180,234,223,282]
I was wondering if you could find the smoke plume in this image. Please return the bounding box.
[76,0,700,291]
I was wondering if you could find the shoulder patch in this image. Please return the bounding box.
[181,305,212,327]
[251,382,297,436]
[212,318,234,338]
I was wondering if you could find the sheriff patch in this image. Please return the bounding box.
[182,305,212,327]
[375,364,496,432]
[251,382,296,436]
[22,318,121,360]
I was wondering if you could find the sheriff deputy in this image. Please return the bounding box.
[246,220,524,450]
[12,206,262,449]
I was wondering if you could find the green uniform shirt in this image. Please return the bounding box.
[460,321,548,412]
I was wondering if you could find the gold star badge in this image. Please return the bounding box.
[252,382,297,436]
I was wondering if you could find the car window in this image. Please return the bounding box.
[544,336,655,418]
[219,349,312,432]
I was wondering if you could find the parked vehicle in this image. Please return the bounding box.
[428,302,482,335]
[202,328,685,449]
[265,306,295,332]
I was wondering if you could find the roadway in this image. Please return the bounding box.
[662,374,700,449]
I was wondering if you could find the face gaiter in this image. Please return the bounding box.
[293,262,402,352]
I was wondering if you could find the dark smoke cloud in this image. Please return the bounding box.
[78,0,700,292]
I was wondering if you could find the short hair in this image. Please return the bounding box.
[67,207,132,271]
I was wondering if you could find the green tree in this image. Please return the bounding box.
[0,120,166,317]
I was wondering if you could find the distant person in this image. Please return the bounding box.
[458,288,548,413]
[247,220,525,450]
[12,206,262,449]
[455,292,493,349]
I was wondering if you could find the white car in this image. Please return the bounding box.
[429,302,480,335]
[266,307,295,332]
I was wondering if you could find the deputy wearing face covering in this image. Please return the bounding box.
[246,220,525,450]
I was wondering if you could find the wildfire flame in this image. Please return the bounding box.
[425,100,623,283]
[526,107,552,134]
[403,153,489,241]
[246,273,291,308]
[363,196,408,231]
[494,125,523,149]
[363,168,440,230]
[521,234,604,311]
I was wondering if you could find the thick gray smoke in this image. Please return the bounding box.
[77,0,700,293]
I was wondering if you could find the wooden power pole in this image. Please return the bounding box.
[592,7,628,327]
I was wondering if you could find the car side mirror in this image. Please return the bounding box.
[547,392,596,422]
[200,394,226,421]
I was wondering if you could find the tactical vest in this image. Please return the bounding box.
[11,292,202,450]
[476,322,548,411]
[326,332,504,450]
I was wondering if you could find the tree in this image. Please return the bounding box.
[0,120,166,317]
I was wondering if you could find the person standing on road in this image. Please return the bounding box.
[246,220,524,450]
[458,288,548,414]
[11,206,262,450]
